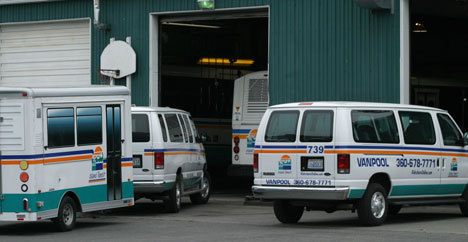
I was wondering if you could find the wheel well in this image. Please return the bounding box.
[368,173,391,195]
[62,191,82,212]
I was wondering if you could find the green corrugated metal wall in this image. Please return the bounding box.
[0,0,400,105]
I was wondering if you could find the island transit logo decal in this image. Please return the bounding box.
[278,155,292,174]
[89,146,106,182]
[246,129,257,154]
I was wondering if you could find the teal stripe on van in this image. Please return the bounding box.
[1,181,133,213]
[349,184,466,199]
[390,184,465,197]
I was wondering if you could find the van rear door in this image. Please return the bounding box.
[132,113,154,182]
[295,109,335,186]
[0,97,27,212]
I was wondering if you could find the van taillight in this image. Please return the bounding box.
[154,152,164,169]
[253,154,259,173]
[23,198,29,211]
[337,154,350,174]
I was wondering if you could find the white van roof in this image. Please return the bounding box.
[0,86,129,98]
[132,106,190,114]
[269,101,445,112]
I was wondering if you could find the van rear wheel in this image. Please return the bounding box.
[459,187,468,216]
[357,183,388,226]
[273,200,304,224]
[190,172,211,205]
[165,177,182,213]
[53,196,77,232]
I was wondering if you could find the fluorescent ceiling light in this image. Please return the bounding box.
[198,58,255,66]
[162,22,220,29]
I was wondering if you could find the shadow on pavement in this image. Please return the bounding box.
[0,221,116,236]
[284,211,463,228]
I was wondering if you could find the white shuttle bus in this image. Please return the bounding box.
[253,102,468,226]
[229,71,269,177]
[0,86,133,231]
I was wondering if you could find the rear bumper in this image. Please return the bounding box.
[252,185,350,200]
[133,180,170,194]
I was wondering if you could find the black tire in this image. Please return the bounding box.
[357,183,388,226]
[190,172,211,205]
[388,205,402,216]
[53,196,77,232]
[459,187,468,216]
[165,176,182,213]
[273,200,304,224]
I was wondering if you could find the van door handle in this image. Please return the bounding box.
[142,169,149,172]
[437,158,440,167]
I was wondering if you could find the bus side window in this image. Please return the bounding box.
[77,107,102,146]
[47,108,75,148]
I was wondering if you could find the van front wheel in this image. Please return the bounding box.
[273,200,304,224]
[190,172,211,205]
[357,183,388,226]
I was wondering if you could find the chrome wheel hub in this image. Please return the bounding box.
[371,192,385,219]
[201,176,210,198]
[63,203,74,226]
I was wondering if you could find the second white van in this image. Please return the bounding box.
[253,102,468,226]
[131,107,211,213]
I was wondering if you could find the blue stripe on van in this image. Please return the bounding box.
[232,129,251,134]
[0,149,93,160]
[253,144,467,153]
[143,148,204,152]
[333,145,467,153]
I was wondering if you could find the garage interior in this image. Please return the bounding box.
[157,10,268,186]
[411,0,468,131]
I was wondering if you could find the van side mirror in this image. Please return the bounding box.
[196,134,207,143]
[463,132,468,146]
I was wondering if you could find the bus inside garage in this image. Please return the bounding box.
[157,11,268,187]
[411,0,468,131]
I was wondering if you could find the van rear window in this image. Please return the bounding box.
[265,111,299,142]
[300,110,333,142]
[352,110,399,144]
[132,114,150,142]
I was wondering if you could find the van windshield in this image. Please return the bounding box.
[300,110,333,142]
[265,111,299,142]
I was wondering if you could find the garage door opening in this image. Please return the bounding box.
[410,0,468,131]
[155,10,268,186]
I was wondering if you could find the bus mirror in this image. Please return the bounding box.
[196,134,207,143]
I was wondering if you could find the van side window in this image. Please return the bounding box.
[399,111,436,145]
[265,111,299,142]
[178,114,189,143]
[132,114,150,142]
[351,110,399,144]
[437,114,462,146]
[182,115,194,143]
[165,114,184,143]
[47,108,75,148]
[300,110,333,142]
[158,114,168,142]
[77,107,102,145]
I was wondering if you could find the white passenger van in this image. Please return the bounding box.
[131,107,211,213]
[252,102,468,226]
[0,86,133,231]
[230,71,269,176]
